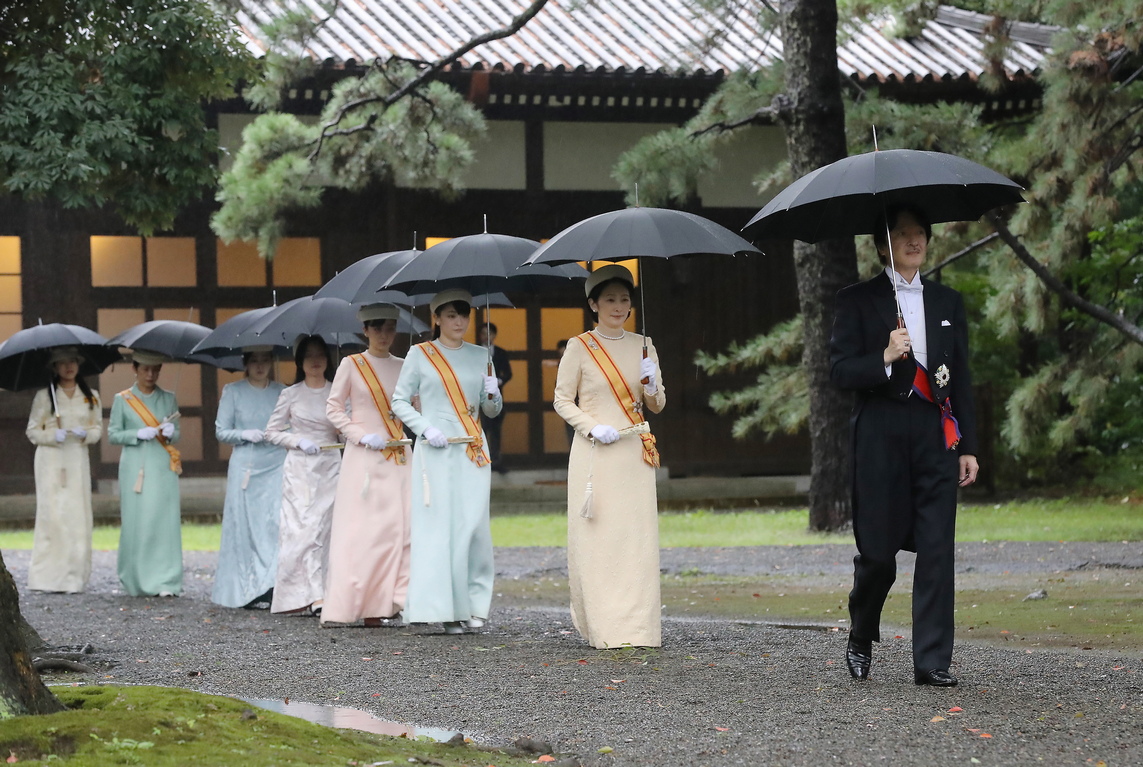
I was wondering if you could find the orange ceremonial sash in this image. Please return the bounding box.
[417,342,490,468]
[350,353,407,465]
[576,332,660,468]
[120,389,182,476]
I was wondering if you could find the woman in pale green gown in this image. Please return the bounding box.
[108,350,183,597]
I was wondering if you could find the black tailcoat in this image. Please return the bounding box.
[829,271,978,670]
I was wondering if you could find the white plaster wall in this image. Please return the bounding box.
[464,120,527,190]
[696,125,787,208]
[543,122,675,192]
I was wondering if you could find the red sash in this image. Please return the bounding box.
[911,364,961,450]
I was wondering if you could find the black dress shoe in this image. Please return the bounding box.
[846,637,872,680]
[914,668,958,687]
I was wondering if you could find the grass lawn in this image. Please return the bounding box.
[1,498,1141,551]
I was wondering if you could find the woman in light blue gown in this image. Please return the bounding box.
[212,348,287,609]
[391,289,503,635]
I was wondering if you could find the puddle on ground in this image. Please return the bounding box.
[244,698,461,742]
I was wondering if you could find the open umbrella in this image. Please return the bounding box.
[381,230,588,394]
[523,206,763,380]
[743,148,1025,244]
[0,323,120,391]
[190,306,280,360]
[743,147,1024,343]
[314,249,422,304]
[248,296,429,344]
[106,319,242,367]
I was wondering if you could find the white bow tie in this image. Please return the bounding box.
[895,280,923,295]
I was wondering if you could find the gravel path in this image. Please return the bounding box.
[8,546,1143,766]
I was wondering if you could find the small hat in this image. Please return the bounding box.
[585,263,635,298]
[130,349,171,366]
[241,345,275,354]
[47,346,84,367]
[357,303,401,322]
[430,288,474,314]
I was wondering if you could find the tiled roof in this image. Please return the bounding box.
[235,2,1051,82]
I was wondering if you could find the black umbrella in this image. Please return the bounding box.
[190,306,279,358]
[0,322,121,392]
[382,229,587,397]
[314,249,423,304]
[248,296,430,343]
[743,148,1025,244]
[524,207,762,265]
[523,206,763,379]
[109,320,211,361]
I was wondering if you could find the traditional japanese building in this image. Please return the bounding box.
[0,3,1051,492]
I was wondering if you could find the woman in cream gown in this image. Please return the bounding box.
[553,265,666,649]
[25,346,103,593]
[264,336,341,615]
[323,304,411,626]
[391,289,503,635]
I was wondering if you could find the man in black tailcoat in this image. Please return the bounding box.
[829,204,980,687]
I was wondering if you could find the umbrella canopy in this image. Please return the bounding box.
[110,320,210,360]
[313,249,423,304]
[524,207,762,266]
[248,296,429,343]
[381,233,588,295]
[190,306,279,357]
[744,148,1025,243]
[0,323,121,391]
[109,319,243,370]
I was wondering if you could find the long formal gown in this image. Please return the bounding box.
[553,331,666,648]
[108,385,183,597]
[212,379,287,608]
[25,386,103,593]
[391,341,501,624]
[264,381,341,613]
[323,353,412,624]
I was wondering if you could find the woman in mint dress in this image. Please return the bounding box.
[391,289,503,635]
[107,350,183,597]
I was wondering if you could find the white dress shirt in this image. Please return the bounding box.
[884,266,928,376]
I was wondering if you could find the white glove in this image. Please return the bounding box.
[240,429,264,444]
[483,375,501,399]
[422,426,448,448]
[54,428,68,443]
[137,426,159,441]
[589,424,620,444]
[297,438,320,455]
[160,422,175,439]
[640,357,658,393]
[71,427,87,440]
[360,433,385,450]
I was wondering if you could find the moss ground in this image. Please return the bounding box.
[0,685,540,766]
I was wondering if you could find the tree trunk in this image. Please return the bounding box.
[0,552,63,718]
[780,0,859,531]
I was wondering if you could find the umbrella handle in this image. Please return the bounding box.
[897,316,909,361]
[487,359,495,401]
[641,345,650,385]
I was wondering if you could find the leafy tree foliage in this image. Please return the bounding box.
[623,0,1143,488]
[0,0,252,234]
[211,0,548,256]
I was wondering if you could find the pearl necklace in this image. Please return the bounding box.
[593,328,625,341]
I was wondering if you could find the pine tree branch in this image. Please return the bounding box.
[989,213,1143,346]
[923,232,999,277]
[308,0,550,161]
[689,103,781,138]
